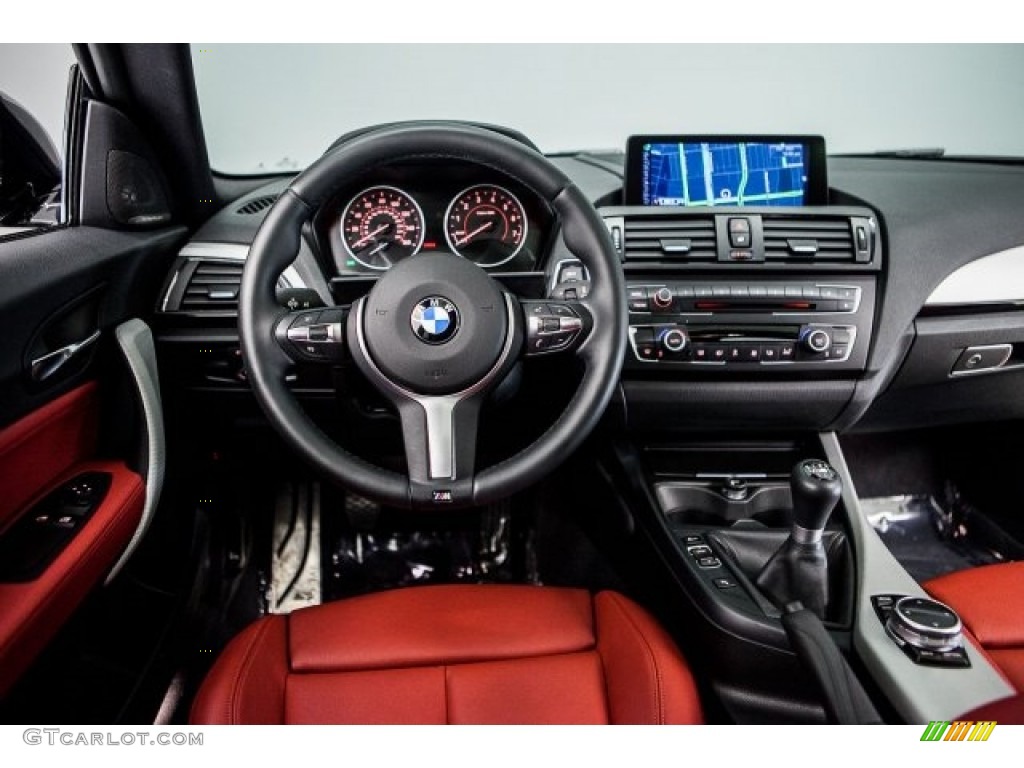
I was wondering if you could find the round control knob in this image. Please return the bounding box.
[886,596,963,651]
[722,477,749,501]
[652,287,674,309]
[801,328,831,354]
[660,327,688,353]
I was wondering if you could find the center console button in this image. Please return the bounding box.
[761,344,781,361]
[766,286,785,297]
[691,343,709,361]
[713,286,731,298]
[627,287,649,312]
[749,285,767,298]
[710,344,728,361]
[779,343,796,360]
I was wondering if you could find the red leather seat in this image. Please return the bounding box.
[191,584,703,724]
[924,561,1024,692]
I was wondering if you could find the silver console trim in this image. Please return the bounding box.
[819,432,1013,722]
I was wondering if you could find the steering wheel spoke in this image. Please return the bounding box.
[521,300,592,357]
[274,306,349,364]
[395,392,482,499]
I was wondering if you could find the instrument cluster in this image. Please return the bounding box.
[323,162,551,275]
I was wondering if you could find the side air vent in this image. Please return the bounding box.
[236,195,278,215]
[179,260,244,311]
[623,216,717,262]
[763,217,855,262]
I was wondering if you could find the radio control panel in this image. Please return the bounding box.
[623,278,875,373]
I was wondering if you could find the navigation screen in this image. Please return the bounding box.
[625,136,827,207]
[643,141,806,206]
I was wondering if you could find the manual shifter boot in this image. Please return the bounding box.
[755,459,842,619]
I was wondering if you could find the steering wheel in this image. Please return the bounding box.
[239,124,626,510]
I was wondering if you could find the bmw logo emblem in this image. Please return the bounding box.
[410,296,460,344]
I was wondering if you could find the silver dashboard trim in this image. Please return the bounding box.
[926,245,1024,306]
[163,242,305,311]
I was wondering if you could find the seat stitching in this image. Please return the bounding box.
[602,593,665,724]
[443,665,450,725]
[228,618,275,724]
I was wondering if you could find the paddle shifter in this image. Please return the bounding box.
[755,459,843,618]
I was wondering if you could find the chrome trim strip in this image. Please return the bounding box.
[926,245,1024,306]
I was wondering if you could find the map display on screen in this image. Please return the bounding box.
[639,141,808,207]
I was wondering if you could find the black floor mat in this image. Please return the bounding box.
[861,489,1020,583]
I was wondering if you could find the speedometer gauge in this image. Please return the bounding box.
[444,185,528,267]
[340,186,425,270]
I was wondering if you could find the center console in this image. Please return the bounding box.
[596,206,881,375]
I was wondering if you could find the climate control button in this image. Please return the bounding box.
[659,327,688,353]
[801,327,832,354]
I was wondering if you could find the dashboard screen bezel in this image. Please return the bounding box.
[624,134,828,207]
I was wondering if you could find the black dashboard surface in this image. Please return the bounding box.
[185,149,1024,432]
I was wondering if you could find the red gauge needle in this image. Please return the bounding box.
[455,220,494,247]
[352,223,390,249]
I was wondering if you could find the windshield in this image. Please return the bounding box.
[192,43,1024,175]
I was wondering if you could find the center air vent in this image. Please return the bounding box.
[236,195,278,215]
[762,217,855,262]
[179,260,244,311]
[623,216,717,262]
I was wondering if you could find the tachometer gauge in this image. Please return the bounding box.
[340,186,425,270]
[444,184,528,267]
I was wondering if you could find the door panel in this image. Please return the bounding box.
[0,459,144,695]
[0,381,98,530]
[0,225,186,696]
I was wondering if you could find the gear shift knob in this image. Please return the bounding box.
[790,459,842,540]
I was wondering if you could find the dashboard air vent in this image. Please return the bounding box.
[179,260,244,312]
[623,216,717,262]
[236,195,278,215]
[763,217,855,262]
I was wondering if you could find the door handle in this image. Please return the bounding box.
[30,329,101,383]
